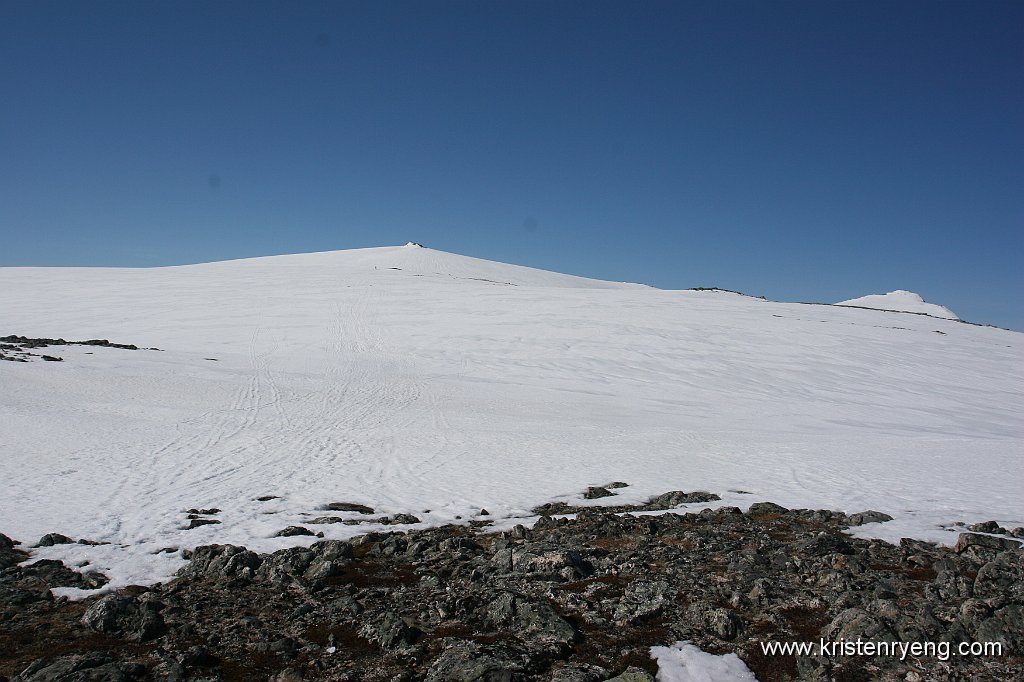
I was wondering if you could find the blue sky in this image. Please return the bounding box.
[2,1,1021,328]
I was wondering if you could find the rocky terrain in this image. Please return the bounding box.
[2,494,1023,681]
[0,336,154,363]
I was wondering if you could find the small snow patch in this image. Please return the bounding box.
[651,641,758,682]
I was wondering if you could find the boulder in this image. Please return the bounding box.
[81,594,166,642]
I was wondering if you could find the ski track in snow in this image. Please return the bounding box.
[0,245,1022,592]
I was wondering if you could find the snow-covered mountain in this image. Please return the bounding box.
[1,245,1021,592]
[836,290,960,320]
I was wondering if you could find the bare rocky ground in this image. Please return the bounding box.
[2,494,1023,682]
[0,336,156,363]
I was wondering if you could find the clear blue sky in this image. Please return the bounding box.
[2,1,1021,329]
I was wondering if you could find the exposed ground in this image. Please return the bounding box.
[2,497,1022,681]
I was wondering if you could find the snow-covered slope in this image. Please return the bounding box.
[1,246,1021,592]
[836,290,960,320]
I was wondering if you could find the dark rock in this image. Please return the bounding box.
[324,502,375,514]
[955,532,1021,555]
[647,490,721,508]
[185,518,220,530]
[177,544,262,581]
[968,520,1006,534]
[13,654,146,681]
[386,513,422,525]
[795,532,856,556]
[36,533,74,547]
[973,550,1024,602]
[179,645,219,668]
[605,667,655,682]
[746,501,789,515]
[424,640,521,681]
[4,496,1022,681]
[549,663,610,682]
[308,516,346,524]
[359,611,421,648]
[848,510,894,526]
[275,526,315,537]
[975,605,1024,654]
[583,486,615,500]
[310,539,354,561]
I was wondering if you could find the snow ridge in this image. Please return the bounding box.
[836,290,959,320]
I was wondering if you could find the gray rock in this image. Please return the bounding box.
[973,550,1024,602]
[604,667,655,682]
[424,640,520,681]
[37,533,74,547]
[968,521,1006,534]
[386,513,422,525]
[647,490,720,509]
[955,533,1021,555]
[484,592,579,644]
[549,663,610,682]
[795,532,855,557]
[310,539,354,561]
[822,607,897,642]
[256,547,316,584]
[81,594,166,642]
[614,580,671,625]
[359,611,421,648]
[178,544,262,581]
[512,547,588,578]
[747,501,789,516]
[584,486,615,500]
[848,510,894,526]
[975,605,1024,654]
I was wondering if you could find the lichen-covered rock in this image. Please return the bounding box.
[614,580,671,625]
[359,611,421,649]
[81,594,166,642]
[973,550,1024,602]
[424,640,521,681]
[647,490,720,509]
[256,547,317,584]
[822,607,897,643]
[483,591,579,645]
[177,544,262,581]
[955,532,1021,556]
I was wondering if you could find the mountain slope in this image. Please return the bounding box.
[1,246,1021,591]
